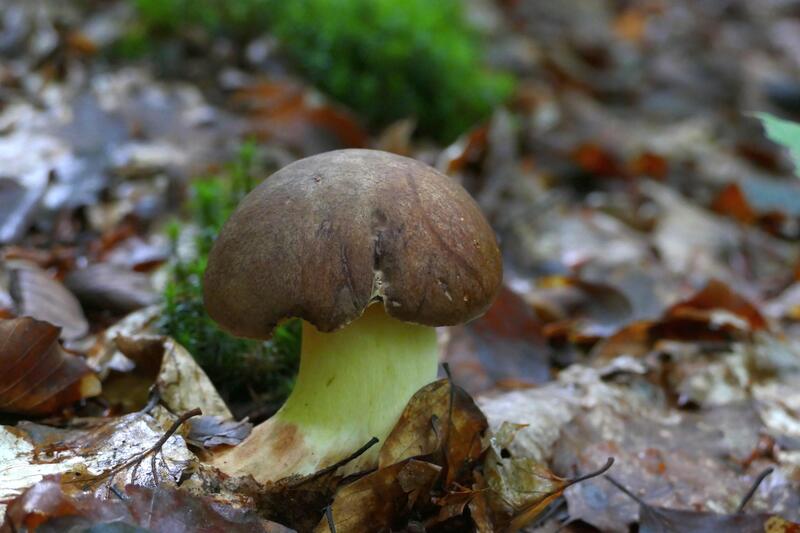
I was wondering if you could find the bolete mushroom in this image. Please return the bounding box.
[204,149,501,482]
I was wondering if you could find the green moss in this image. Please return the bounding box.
[268,0,514,141]
[159,143,300,412]
[126,0,514,142]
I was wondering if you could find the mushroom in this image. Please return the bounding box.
[204,149,502,482]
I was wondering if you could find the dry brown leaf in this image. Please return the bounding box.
[9,263,89,341]
[313,460,441,533]
[64,263,159,314]
[1,476,282,533]
[666,278,767,331]
[443,286,551,394]
[0,317,100,415]
[484,422,568,530]
[379,378,488,486]
[712,183,758,225]
[234,80,368,153]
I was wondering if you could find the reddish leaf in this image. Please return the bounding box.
[666,279,767,330]
[0,317,100,415]
[234,80,368,152]
[572,143,623,178]
[444,286,551,394]
[712,183,758,225]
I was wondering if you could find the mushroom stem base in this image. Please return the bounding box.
[212,304,439,483]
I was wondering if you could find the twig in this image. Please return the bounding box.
[564,457,614,489]
[101,408,202,486]
[736,467,774,513]
[324,504,337,533]
[141,386,161,415]
[604,474,649,507]
[109,485,126,500]
[304,436,380,482]
[441,363,455,465]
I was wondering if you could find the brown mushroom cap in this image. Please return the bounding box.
[203,149,502,338]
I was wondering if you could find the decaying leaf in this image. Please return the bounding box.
[605,474,800,533]
[1,477,286,533]
[0,317,100,415]
[100,324,233,418]
[64,263,159,314]
[8,263,89,341]
[186,415,252,449]
[592,279,766,364]
[379,377,488,485]
[235,80,368,154]
[0,411,194,516]
[313,460,441,533]
[444,286,551,394]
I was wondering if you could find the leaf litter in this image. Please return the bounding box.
[3,0,800,531]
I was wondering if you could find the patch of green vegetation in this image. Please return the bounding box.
[125,0,514,142]
[159,143,300,413]
[757,113,800,178]
[268,0,514,142]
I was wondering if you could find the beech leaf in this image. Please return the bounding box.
[0,317,100,415]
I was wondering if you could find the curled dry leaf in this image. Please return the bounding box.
[592,279,765,363]
[99,324,233,418]
[483,422,568,530]
[379,378,488,486]
[0,317,100,415]
[309,377,488,532]
[666,278,767,330]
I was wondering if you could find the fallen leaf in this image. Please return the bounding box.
[0,411,194,514]
[186,415,252,449]
[64,263,159,314]
[713,183,758,225]
[111,333,233,418]
[666,278,767,331]
[606,475,800,533]
[1,477,283,533]
[313,460,441,533]
[379,378,488,487]
[9,262,89,341]
[483,422,568,530]
[444,286,551,394]
[0,317,100,415]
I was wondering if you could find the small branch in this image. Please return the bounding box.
[564,457,614,489]
[736,467,774,513]
[94,408,202,486]
[141,385,161,415]
[304,436,380,482]
[604,474,649,507]
[324,504,337,533]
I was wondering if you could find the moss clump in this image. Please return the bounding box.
[267,0,514,142]
[159,143,299,414]
[126,0,514,142]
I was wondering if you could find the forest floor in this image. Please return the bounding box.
[2,0,800,531]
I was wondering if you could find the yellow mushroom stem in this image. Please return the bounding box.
[212,303,439,483]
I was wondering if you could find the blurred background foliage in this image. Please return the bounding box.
[124,0,514,141]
